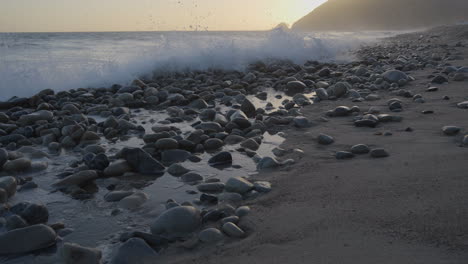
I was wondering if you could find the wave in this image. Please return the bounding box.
[0,29,378,100]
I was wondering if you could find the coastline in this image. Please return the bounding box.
[161,25,468,263]
[0,25,466,263]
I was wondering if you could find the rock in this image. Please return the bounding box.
[257,157,280,170]
[88,153,109,170]
[431,75,448,84]
[150,206,201,238]
[189,99,209,109]
[61,243,102,264]
[105,191,134,202]
[240,138,260,150]
[53,170,98,188]
[118,192,148,210]
[110,238,158,264]
[457,101,468,109]
[0,224,57,255]
[81,131,100,143]
[453,73,466,81]
[235,206,250,217]
[462,135,468,147]
[181,172,203,183]
[442,126,461,136]
[293,116,310,128]
[328,82,351,97]
[225,177,253,194]
[370,148,389,158]
[350,144,370,154]
[315,88,329,100]
[18,110,53,126]
[317,134,334,145]
[329,106,351,117]
[224,135,246,145]
[0,148,8,168]
[222,222,245,238]
[155,138,179,150]
[196,183,225,193]
[104,160,132,177]
[121,148,165,175]
[198,228,224,243]
[286,81,307,94]
[208,151,232,166]
[254,181,272,193]
[221,216,239,225]
[0,176,17,198]
[204,138,224,151]
[5,215,28,230]
[382,70,408,83]
[240,98,256,118]
[10,202,49,225]
[3,158,32,173]
[336,151,354,159]
[218,192,243,203]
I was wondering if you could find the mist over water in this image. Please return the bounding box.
[0,29,384,100]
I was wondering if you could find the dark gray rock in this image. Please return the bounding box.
[150,206,201,238]
[370,148,389,158]
[10,202,49,225]
[121,148,165,175]
[317,134,334,145]
[208,151,232,166]
[61,242,102,264]
[0,224,57,255]
[110,238,158,264]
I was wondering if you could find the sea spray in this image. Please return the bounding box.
[0,29,382,100]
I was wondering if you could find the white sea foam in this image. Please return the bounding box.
[0,29,383,100]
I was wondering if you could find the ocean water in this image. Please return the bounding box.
[0,29,383,100]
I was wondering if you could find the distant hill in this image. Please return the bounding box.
[292,0,468,31]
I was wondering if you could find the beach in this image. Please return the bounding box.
[0,25,466,263]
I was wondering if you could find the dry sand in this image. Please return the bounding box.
[161,29,468,264]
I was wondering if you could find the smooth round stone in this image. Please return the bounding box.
[315,88,329,100]
[257,157,280,170]
[155,138,179,150]
[150,206,201,238]
[61,242,102,264]
[224,135,246,145]
[203,138,224,151]
[0,176,17,198]
[181,172,203,183]
[336,151,354,160]
[0,148,8,168]
[240,138,260,151]
[221,216,239,225]
[225,177,254,194]
[5,215,28,230]
[218,192,243,203]
[198,228,224,243]
[104,191,135,202]
[104,160,132,177]
[53,170,98,188]
[196,183,225,193]
[462,135,468,146]
[0,224,57,255]
[253,181,271,193]
[370,148,389,158]
[293,116,311,128]
[222,222,245,238]
[235,206,250,217]
[317,134,334,145]
[0,189,7,203]
[118,193,148,210]
[3,158,32,173]
[10,202,49,225]
[442,126,461,136]
[350,144,370,154]
[382,70,408,83]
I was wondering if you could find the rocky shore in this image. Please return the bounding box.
[0,25,467,263]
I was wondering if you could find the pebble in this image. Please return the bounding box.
[150,206,201,239]
[0,224,57,255]
[61,242,102,264]
[235,206,251,217]
[253,181,272,193]
[442,126,461,136]
[350,144,370,154]
[336,151,354,160]
[222,222,245,238]
[109,238,158,264]
[317,134,334,145]
[198,228,224,243]
[370,148,390,158]
[118,192,148,210]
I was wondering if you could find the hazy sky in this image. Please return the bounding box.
[0,0,327,32]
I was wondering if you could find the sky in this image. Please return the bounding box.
[0,0,327,32]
